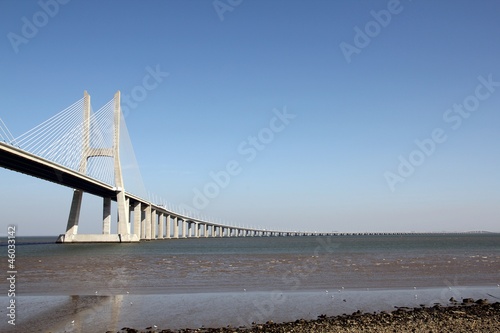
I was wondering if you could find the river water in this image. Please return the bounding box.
[0,234,499,331]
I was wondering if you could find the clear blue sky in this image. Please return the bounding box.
[0,0,499,236]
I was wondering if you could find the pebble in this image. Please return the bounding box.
[116,300,500,333]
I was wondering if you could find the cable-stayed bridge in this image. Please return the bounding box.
[0,91,326,243]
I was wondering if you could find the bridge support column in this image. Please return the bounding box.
[145,205,151,240]
[151,209,157,239]
[133,202,141,238]
[158,213,164,239]
[103,197,111,234]
[165,214,171,239]
[64,189,83,241]
[140,209,146,239]
[204,224,208,238]
[182,220,187,238]
[173,216,179,239]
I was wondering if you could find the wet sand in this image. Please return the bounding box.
[2,286,500,332]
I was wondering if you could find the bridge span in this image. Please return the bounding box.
[0,91,434,243]
[1,91,340,243]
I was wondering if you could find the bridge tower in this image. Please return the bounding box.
[60,91,137,243]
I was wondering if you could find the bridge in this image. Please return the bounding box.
[0,91,330,243]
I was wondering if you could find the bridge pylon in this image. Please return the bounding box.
[58,91,139,243]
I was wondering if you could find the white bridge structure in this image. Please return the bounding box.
[0,92,325,243]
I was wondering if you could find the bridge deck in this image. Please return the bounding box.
[0,142,116,198]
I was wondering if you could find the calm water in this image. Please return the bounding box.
[1,234,499,331]
[1,233,499,296]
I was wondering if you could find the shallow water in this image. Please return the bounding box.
[0,234,499,331]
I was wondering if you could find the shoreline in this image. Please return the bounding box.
[2,286,500,332]
[117,301,500,333]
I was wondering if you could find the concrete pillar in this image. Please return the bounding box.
[65,189,83,239]
[125,197,131,234]
[173,216,179,239]
[195,223,200,238]
[204,224,208,238]
[182,220,187,238]
[133,202,141,238]
[188,222,192,238]
[166,214,171,239]
[151,209,157,239]
[158,213,164,239]
[140,209,146,239]
[103,197,111,234]
[145,205,151,240]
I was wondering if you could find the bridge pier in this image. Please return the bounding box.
[173,216,179,239]
[158,213,164,239]
[102,198,111,234]
[151,208,157,239]
[182,220,187,238]
[144,205,152,240]
[133,202,141,238]
[165,214,171,239]
[195,223,200,238]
